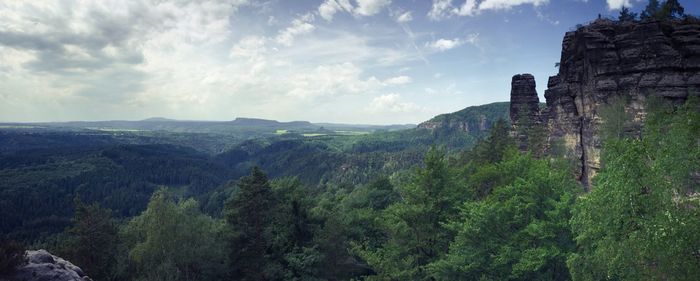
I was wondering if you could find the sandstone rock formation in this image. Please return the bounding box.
[511,18,700,188]
[0,250,92,281]
[509,74,542,151]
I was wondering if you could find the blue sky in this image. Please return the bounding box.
[0,0,697,124]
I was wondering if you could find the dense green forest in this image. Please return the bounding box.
[0,103,507,243]
[2,96,698,280]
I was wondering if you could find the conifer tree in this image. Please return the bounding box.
[61,198,118,281]
[225,167,276,281]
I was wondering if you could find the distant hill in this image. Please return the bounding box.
[0,117,415,138]
[418,102,510,135]
[231,117,313,128]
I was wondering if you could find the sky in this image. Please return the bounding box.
[0,0,698,124]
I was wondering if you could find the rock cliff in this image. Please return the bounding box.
[511,18,700,188]
[1,250,92,281]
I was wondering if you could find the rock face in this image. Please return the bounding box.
[511,18,700,189]
[509,74,541,151]
[1,250,92,281]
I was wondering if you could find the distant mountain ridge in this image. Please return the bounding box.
[417,102,511,135]
[0,117,415,136]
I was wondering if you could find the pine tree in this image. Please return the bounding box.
[0,237,26,276]
[661,0,685,19]
[618,6,638,21]
[640,0,660,19]
[225,167,276,281]
[60,198,118,281]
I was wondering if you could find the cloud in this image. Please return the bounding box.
[355,0,392,16]
[606,0,633,10]
[0,0,422,124]
[317,0,391,21]
[478,0,549,11]
[276,14,315,46]
[428,0,550,19]
[428,0,454,20]
[454,0,479,16]
[318,0,353,21]
[366,93,420,113]
[396,11,413,23]
[384,75,412,85]
[287,63,383,99]
[427,38,462,51]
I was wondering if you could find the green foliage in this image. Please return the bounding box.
[460,119,517,167]
[641,0,661,19]
[358,147,463,280]
[618,6,638,21]
[599,95,632,142]
[569,98,700,281]
[122,189,226,281]
[225,168,325,281]
[641,0,685,20]
[0,237,26,276]
[58,198,118,281]
[225,167,277,280]
[431,153,579,281]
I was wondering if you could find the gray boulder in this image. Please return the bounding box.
[1,250,91,281]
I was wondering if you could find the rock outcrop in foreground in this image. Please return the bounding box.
[511,18,700,188]
[1,250,92,281]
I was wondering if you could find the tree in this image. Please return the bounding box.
[358,147,462,280]
[618,6,638,21]
[122,189,226,281]
[569,98,700,281]
[225,167,277,281]
[268,178,322,280]
[640,0,661,19]
[641,0,685,20]
[459,119,517,167]
[59,198,118,281]
[430,153,578,280]
[0,237,26,276]
[660,0,685,19]
[599,95,631,141]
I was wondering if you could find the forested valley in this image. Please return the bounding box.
[2,96,699,281]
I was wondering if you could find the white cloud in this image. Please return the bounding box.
[366,93,420,113]
[318,0,353,21]
[606,0,633,10]
[478,0,549,11]
[384,75,412,85]
[454,0,479,16]
[428,0,551,19]
[396,11,413,23]
[355,0,392,16]
[426,38,463,51]
[318,0,391,21]
[287,63,383,99]
[276,14,315,46]
[428,0,454,20]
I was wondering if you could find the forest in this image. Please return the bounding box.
[1,1,700,280]
[1,95,698,281]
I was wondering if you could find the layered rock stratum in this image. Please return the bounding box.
[511,18,700,188]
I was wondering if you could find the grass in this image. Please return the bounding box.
[334,130,371,135]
